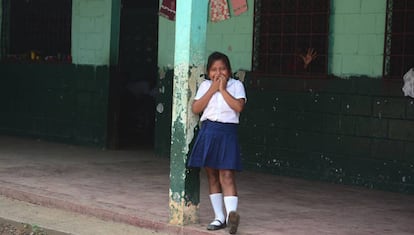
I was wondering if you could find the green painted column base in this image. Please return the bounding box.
[169,168,200,225]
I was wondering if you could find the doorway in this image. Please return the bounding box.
[116,0,159,149]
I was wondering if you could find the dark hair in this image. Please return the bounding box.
[206,51,232,75]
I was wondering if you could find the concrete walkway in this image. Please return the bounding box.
[0,135,413,235]
[0,195,165,235]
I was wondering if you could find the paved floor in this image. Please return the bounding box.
[0,195,164,235]
[0,135,413,235]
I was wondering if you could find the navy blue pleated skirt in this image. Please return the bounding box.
[187,120,242,171]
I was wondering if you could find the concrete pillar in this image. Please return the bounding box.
[169,0,208,226]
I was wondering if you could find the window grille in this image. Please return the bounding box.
[384,0,414,79]
[252,0,330,78]
[0,0,11,59]
[1,0,72,63]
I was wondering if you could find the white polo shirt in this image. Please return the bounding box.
[194,78,246,124]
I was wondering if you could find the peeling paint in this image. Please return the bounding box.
[168,0,209,224]
[159,69,166,80]
[235,70,246,82]
[169,190,199,225]
[171,63,204,155]
[156,103,164,113]
[159,86,165,94]
[169,63,204,225]
[187,65,205,142]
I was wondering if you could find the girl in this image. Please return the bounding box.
[187,51,246,234]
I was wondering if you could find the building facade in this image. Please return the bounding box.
[0,0,413,196]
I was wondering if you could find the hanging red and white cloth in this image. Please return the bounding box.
[210,0,230,22]
[159,0,176,21]
[230,0,248,16]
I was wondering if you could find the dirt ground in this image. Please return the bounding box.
[0,217,68,235]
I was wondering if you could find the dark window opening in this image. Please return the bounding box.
[1,0,72,63]
[121,0,156,9]
[384,0,414,79]
[252,0,330,78]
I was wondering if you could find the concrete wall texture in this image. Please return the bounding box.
[155,0,414,193]
[0,0,113,146]
[71,0,113,65]
[329,0,387,77]
[241,74,414,193]
[158,0,387,77]
[1,0,413,193]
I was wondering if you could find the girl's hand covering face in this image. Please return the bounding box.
[219,75,228,91]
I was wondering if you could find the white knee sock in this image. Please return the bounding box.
[209,193,225,225]
[224,196,238,222]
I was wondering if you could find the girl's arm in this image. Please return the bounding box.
[220,89,245,113]
[219,78,245,113]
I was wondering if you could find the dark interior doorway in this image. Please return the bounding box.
[117,0,159,149]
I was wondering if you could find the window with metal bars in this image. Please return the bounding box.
[383,0,414,79]
[1,0,72,63]
[252,0,330,78]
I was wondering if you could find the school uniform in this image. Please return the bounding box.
[187,78,246,171]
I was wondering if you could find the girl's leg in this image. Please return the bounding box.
[219,169,237,196]
[220,169,240,234]
[205,167,225,230]
[206,167,221,194]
